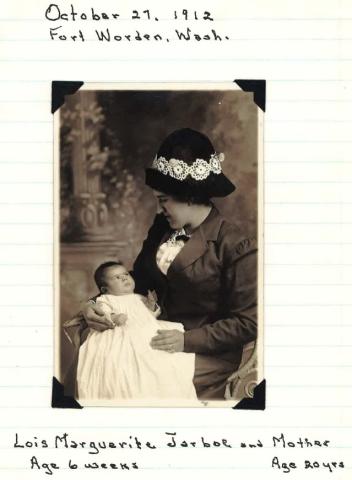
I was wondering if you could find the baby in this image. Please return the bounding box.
[76,261,197,401]
[93,261,160,326]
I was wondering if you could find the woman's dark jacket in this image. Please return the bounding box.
[133,206,257,368]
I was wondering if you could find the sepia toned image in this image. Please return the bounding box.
[54,83,263,407]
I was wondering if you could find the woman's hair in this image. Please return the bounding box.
[94,261,123,293]
[169,192,211,206]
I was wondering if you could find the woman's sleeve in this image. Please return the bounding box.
[63,295,103,348]
[63,313,89,349]
[183,234,257,354]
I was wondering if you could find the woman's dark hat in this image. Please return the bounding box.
[145,128,235,198]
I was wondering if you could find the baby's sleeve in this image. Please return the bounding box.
[96,296,114,322]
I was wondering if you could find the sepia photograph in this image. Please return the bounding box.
[54,83,263,407]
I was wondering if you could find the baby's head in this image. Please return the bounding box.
[94,261,135,296]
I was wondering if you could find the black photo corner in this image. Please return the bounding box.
[52,81,84,114]
[52,377,83,409]
[234,79,266,112]
[233,380,266,410]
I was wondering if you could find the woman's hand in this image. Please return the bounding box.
[150,329,184,353]
[82,303,114,331]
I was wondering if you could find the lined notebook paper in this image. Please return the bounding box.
[1,0,352,477]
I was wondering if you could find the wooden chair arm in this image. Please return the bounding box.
[224,341,258,400]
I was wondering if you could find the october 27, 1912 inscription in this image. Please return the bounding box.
[44,4,230,43]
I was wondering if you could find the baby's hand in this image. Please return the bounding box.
[111,313,128,326]
[142,290,161,317]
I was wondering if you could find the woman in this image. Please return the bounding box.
[82,128,257,399]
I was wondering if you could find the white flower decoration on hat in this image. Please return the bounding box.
[169,159,189,180]
[151,152,224,181]
[191,159,209,180]
[161,157,171,175]
[209,153,223,174]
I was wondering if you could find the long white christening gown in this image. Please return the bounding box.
[77,293,196,400]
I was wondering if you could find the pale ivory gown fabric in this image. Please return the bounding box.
[77,293,196,400]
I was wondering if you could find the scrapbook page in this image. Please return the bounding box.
[0,0,351,477]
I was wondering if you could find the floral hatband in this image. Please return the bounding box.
[151,152,225,181]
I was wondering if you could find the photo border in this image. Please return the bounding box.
[52,81,265,409]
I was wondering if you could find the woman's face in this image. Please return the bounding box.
[153,191,191,230]
[102,265,135,296]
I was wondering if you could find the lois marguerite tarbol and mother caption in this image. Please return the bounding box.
[64,127,258,402]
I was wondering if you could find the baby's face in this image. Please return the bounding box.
[102,265,135,296]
